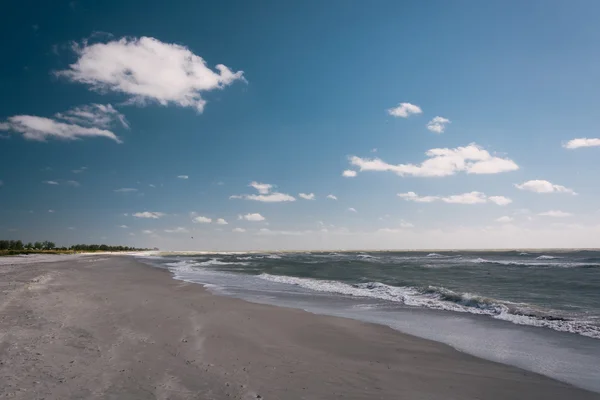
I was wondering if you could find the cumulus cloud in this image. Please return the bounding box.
[232,227,246,233]
[216,218,228,225]
[192,216,212,223]
[342,170,357,178]
[426,116,451,134]
[231,181,295,202]
[538,210,572,218]
[349,143,518,177]
[0,103,128,143]
[56,36,244,113]
[133,211,165,219]
[164,227,189,233]
[348,207,357,213]
[496,216,513,223]
[563,138,600,149]
[114,188,138,193]
[515,180,577,195]
[299,193,315,200]
[387,102,422,118]
[398,191,512,205]
[43,180,59,185]
[55,103,128,129]
[177,175,189,180]
[326,194,338,200]
[239,213,265,222]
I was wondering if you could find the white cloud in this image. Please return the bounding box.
[563,138,600,149]
[192,216,212,224]
[238,193,296,202]
[148,184,156,188]
[232,227,246,233]
[538,210,572,218]
[256,228,312,236]
[114,188,138,193]
[177,175,189,180]
[216,218,228,225]
[515,180,577,195]
[239,213,265,222]
[231,182,295,202]
[56,36,244,113]
[426,116,451,134]
[1,115,121,142]
[342,170,357,178]
[133,211,165,219]
[48,210,55,213]
[326,194,337,200]
[119,225,128,228]
[400,220,414,228]
[299,193,315,200]
[496,216,513,223]
[350,143,518,177]
[387,102,422,118]
[249,181,273,194]
[142,230,154,234]
[55,103,129,129]
[65,180,80,187]
[398,191,512,206]
[43,180,59,185]
[72,166,87,173]
[348,207,357,213]
[67,227,75,230]
[164,227,189,233]
[0,122,10,130]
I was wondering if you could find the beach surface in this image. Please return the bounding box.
[1,255,597,400]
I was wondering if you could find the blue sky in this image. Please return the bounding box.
[1,0,600,250]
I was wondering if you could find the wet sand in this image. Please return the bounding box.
[1,255,598,399]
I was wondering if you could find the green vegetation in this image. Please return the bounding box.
[0,239,152,256]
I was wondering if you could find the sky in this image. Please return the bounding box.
[1,0,600,251]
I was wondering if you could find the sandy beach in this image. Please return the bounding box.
[0,255,597,400]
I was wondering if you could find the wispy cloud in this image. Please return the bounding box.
[249,181,272,194]
[515,180,576,195]
[55,103,129,129]
[496,216,513,223]
[342,170,357,178]
[426,116,451,134]
[299,193,315,200]
[350,143,518,177]
[177,175,189,180]
[239,213,265,222]
[65,180,80,187]
[114,188,138,193]
[0,103,125,142]
[133,211,165,219]
[563,138,600,149]
[48,209,55,213]
[387,102,422,118]
[142,229,154,234]
[326,194,338,200]
[164,227,189,233]
[230,181,295,202]
[348,207,357,213]
[398,191,512,205]
[119,225,128,228]
[56,36,245,113]
[72,166,87,173]
[192,216,212,223]
[232,227,246,233]
[43,180,59,185]
[538,210,572,218]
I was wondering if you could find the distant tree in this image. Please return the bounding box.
[25,242,33,249]
[33,241,43,250]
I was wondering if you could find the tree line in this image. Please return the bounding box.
[0,240,150,252]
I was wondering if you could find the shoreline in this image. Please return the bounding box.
[1,255,598,399]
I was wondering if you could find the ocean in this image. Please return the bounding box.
[137,250,600,393]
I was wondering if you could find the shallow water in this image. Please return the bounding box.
[137,251,600,393]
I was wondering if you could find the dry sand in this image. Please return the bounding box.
[1,255,598,399]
